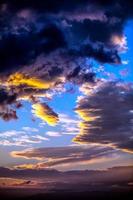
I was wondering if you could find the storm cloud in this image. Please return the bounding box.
[0,0,133,121]
[0,0,133,73]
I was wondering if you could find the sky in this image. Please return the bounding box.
[0,0,133,191]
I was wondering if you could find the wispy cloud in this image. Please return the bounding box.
[58,113,80,135]
[0,130,25,138]
[32,135,49,141]
[11,145,119,169]
[0,140,25,146]
[22,127,39,133]
[0,130,49,147]
[46,131,61,137]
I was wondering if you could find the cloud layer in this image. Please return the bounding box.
[11,145,119,169]
[0,165,132,190]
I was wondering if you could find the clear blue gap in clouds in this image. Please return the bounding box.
[50,83,80,113]
[0,83,80,153]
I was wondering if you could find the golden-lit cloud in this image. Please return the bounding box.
[14,163,37,170]
[7,73,54,89]
[32,103,59,126]
[111,34,127,52]
[75,108,101,122]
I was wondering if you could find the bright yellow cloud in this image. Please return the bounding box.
[7,73,54,89]
[75,108,100,121]
[14,163,37,170]
[32,103,59,126]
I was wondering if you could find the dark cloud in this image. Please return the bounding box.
[0,1,115,15]
[73,82,133,153]
[0,23,66,73]
[69,43,121,64]
[0,88,16,105]
[0,0,133,74]
[0,0,133,121]
[0,109,18,121]
[0,88,19,121]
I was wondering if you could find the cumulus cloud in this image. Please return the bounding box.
[32,103,59,126]
[73,81,133,153]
